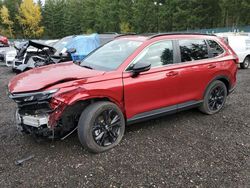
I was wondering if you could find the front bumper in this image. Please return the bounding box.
[9,90,68,138]
[15,110,54,137]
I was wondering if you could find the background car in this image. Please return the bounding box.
[12,34,116,72]
[0,46,17,66]
[216,32,250,69]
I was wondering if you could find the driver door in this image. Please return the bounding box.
[123,40,181,121]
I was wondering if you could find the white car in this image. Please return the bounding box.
[216,33,250,69]
[5,48,17,67]
[0,47,16,66]
[0,40,29,67]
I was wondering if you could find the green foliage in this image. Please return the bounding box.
[0,0,250,38]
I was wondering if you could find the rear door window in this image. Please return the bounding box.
[179,39,209,62]
[207,40,224,57]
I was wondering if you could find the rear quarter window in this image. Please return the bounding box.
[207,40,224,57]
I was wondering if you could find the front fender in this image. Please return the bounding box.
[53,86,124,113]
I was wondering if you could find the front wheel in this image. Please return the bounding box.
[240,56,250,69]
[77,101,125,153]
[199,80,227,115]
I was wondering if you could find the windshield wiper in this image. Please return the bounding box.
[82,65,93,69]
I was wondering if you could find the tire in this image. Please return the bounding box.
[199,80,227,115]
[240,56,250,69]
[77,101,125,153]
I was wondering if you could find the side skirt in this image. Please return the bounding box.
[126,100,203,125]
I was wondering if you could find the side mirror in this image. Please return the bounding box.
[131,62,151,77]
[67,48,76,54]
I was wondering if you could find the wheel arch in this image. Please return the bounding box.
[55,96,125,133]
[242,54,250,64]
[66,96,125,115]
[204,75,231,97]
[243,54,250,61]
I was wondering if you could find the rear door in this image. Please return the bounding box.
[175,38,225,105]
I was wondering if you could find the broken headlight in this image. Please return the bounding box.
[9,89,59,103]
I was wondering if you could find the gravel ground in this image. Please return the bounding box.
[0,66,249,188]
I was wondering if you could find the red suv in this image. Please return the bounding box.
[8,33,238,153]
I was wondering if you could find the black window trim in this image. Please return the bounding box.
[125,39,178,72]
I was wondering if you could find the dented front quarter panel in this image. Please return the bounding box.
[47,71,125,127]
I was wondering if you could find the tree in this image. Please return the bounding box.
[16,0,44,38]
[0,5,14,38]
[2,0,249,38]
[132,0,158,33]
[239,0,250,26]
[120,22,133,33]
[1,0,21,37]
[95,0,121,33]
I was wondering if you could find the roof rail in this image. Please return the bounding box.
[115,33,137,38]
[148,32,216,39]
[102,32,119,35]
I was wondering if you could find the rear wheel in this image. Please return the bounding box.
[240,56,250,69]
[77,101,125,153]
[199,80,227,115]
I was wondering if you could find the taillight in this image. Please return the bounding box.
[234,56,239,64]
[227,47,239,64]
[218,37,239,64]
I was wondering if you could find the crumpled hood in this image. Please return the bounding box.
[9,62,105,93]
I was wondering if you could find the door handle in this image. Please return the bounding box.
[166,71,178,77]
[208,64,216,69]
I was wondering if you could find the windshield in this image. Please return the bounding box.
[53,36,73,53]
[80,39,142,71]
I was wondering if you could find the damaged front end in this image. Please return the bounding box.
[9,89,67,139]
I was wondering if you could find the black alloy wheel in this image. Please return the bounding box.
[199,80,227,115]
[92,109,122,147]
[208,85,226,112]
[78,101,125,153]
